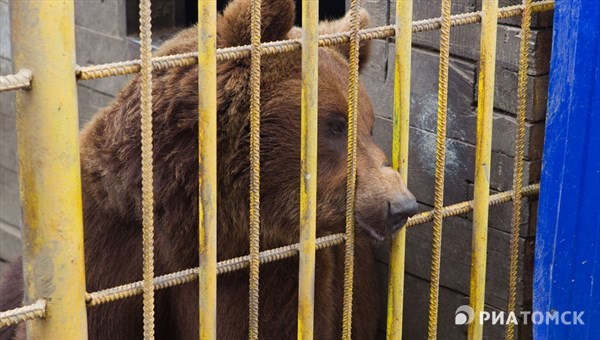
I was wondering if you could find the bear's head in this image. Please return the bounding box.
[214,0,418,246]
[149,0,418,250]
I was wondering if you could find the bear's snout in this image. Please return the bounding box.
[354,162,418,241]
[387,192,418,231]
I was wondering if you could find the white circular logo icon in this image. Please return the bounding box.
[455,305,474,325]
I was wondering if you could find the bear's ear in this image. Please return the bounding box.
[318,9,371,68]
[218,0,295,47]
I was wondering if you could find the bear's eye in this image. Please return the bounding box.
[328,120,347,135]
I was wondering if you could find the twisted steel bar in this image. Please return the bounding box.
[74,1,554,81]
[407,184,540,228]
[0,0,554,337]
[507,0,533,339]
[138,0,156,337]
[0,69,32,92]
[81,184,540,308]
[0,300,46,329]
[84,234,346,307]
[341,0,361,338]
[427,0,452,337]
[1,184,539,327]
[248,0,262,338]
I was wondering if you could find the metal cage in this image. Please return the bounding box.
[0,0,557,339]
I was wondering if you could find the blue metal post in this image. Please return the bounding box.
[534,0,600,338]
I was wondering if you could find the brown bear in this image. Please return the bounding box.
[0,0,417,338]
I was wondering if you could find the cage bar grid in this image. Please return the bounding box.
[0,1,555,88]
[0,0,554,339]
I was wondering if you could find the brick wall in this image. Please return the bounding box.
[0,0,134,271]
[0,1,552,338]
[1,0,20,274]
[358,0,552,338]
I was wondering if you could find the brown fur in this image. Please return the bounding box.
[0,0,416,338]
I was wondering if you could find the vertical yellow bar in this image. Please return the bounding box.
[198,0,218,339]
[297,0,319,339]
[427,0,452,337]
[468,1,498,339]
[248,0,262,338]
[386,0,413,339]
[10,0,88,338]
[341,0,361,339]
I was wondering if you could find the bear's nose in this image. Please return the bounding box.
[388,195,418,229]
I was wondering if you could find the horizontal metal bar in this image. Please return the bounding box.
[85,233,346,307]
[75,1,554,81]
[0,183,540,324]
[0,69,32,92]
[0,299,46,328]
[84,183,539,307]
[407,183,539,228]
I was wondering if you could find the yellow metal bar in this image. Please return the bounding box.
[506,0,532,339]
[248,0,262,338]
[297,0,319,339]
[386,0,413,338]
[468,1,499,339]
[341,0,362,339]
[198,0,218,339]
[427,0,452,337]
[10,0,88,338]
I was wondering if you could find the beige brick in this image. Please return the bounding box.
[75,0,127,38]
[492,68,549,122]
[77,84,114,126]
[0,0,11,60]
[75,26,134,96]
[0,58,15,115]
[0,112,16,173]
[0,166,20,228]
[0,220,21,262]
